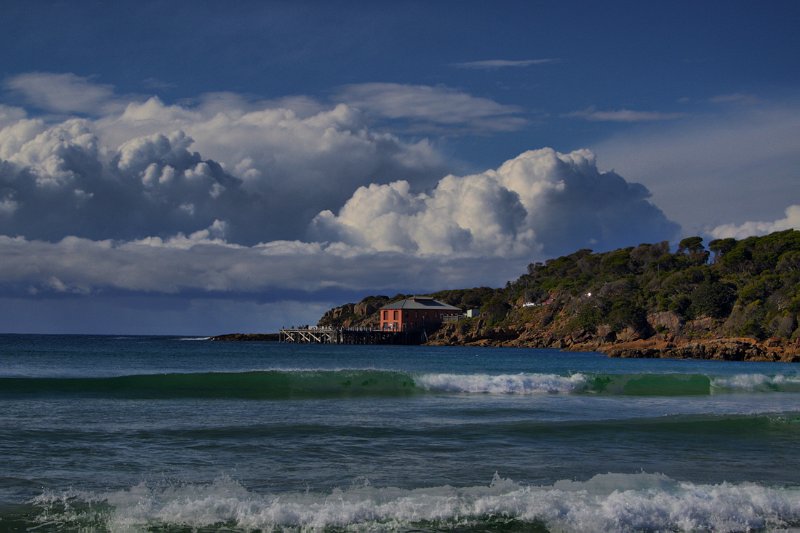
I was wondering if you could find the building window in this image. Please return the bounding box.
[393,310,398,320]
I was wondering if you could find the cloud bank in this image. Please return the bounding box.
[0,232,526,298]
[1,73,677,260]
[0,72,685,332]
[0,112,677,297]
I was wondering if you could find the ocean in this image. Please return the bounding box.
[2,334,800,532]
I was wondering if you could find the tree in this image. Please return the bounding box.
[690,280,736,318]
[708,238,736,262]
[678,236,709,265]
[484,294,511,324]
[678,236,704,255]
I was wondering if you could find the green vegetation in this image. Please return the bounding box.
[500,230,800,340]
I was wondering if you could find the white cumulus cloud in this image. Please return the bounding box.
[311,148,678,258]
[0,79,450,244]
[0,121,256,242]
[711,204,800,239]
[98,95,449,239]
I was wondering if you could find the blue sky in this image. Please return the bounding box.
[0,1,798,334]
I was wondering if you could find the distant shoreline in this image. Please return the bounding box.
[209,333,280,342]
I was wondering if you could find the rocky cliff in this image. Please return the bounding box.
[425,308,800,362]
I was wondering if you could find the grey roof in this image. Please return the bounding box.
[380,296,461,311]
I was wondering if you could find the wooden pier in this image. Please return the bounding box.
[279,327,424,345]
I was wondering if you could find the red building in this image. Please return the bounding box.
[379,296,462,332]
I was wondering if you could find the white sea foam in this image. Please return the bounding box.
[177,336,211,341]
[712,373,800,392]
[30,473,800,532]
[415,372,588,394]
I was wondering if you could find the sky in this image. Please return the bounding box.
[0,0,798,335]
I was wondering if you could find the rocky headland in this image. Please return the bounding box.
[318,231,800,362]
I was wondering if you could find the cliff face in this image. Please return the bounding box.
[317,296,389,329]
[317,231,800,362]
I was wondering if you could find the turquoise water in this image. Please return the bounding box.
[2,334,800,531]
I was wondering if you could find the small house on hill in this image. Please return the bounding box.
[379,296,461,332]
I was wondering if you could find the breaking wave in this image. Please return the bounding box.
[417,371,800,396]
[711,373,800,393]
[2,370,800,400]
[415,372,588,394]
[20,473,800,532]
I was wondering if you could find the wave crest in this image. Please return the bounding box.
[712,373,800,392]
[415,372,588,394]
[28,473,800,532]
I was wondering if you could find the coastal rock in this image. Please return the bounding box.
[595,325,616,342]
[602,336,800,363]
[354,300,379,317]
[615,327,642,343]
[647,311,682,334]
[684,316,720,337]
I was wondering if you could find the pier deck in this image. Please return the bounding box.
[279,327,423,345]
